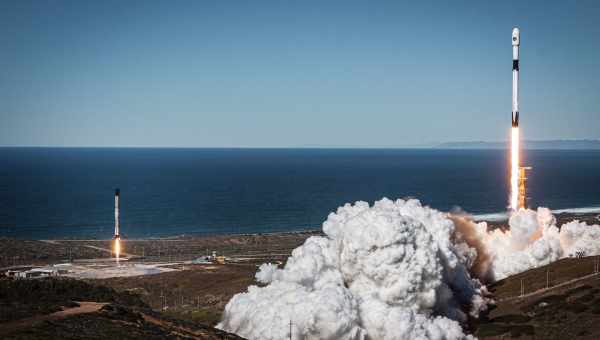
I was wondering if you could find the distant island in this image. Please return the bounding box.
[437,139,600,150]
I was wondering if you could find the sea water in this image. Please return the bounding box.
[2,148,599,239]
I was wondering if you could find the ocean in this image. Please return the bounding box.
[2,147,599,239]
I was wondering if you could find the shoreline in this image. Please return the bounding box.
[3,205,600,242]
[33,229,323,242]
[2,208,600,242]
[2,211,598,269]
[474,206,600,222]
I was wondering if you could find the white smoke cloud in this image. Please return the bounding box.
[219,198,484,340]
[218,198,600,339]
[560,220,600,256]
[463,207,600,280]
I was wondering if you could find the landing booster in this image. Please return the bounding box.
[114,188,120,239]
[512,27,520,127]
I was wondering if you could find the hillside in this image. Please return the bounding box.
[0,278,244,339]
[473,256,600,339]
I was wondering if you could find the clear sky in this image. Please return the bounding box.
[1,0,599,147]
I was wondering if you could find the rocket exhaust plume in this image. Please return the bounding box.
[113,188,122,262]
[114,237,121,262]
[510,27,521,211]
[510,127,520,210]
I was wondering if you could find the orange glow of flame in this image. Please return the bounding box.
[510,127,520,211]
[114,238,121,261]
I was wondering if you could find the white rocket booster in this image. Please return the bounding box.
[512,27,520,127]
[114,188,120,239]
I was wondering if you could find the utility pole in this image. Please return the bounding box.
[160,290,168,310]
[520,279,524,297]
[289,319,293,340]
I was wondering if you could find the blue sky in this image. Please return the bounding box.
[1,0,599,147]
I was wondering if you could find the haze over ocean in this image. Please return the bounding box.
[2,147,599,239]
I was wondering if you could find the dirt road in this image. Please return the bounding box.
[0,301,107,336]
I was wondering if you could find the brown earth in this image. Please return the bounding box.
[473,256,600,339]
[0,230,319,268]
[2,303,245,340]
[0,278,244,339]
[0,302,107,337]
[98,263,261,326]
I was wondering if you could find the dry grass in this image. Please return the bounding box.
[474,257,600,339]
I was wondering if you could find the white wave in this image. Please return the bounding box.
[473,206,600,222]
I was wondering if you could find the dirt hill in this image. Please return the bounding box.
[473,256,600,339]
[0,277,244,339]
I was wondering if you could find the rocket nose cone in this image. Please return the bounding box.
[512,27,520,45]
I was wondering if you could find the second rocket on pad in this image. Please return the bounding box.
[114,188,120,239]
[511,27,520,127]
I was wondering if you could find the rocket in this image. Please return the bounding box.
[114,188,120,239]
[511,27,520,127]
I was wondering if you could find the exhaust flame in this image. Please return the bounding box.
[114,238,121,262]
[510,127,520,211]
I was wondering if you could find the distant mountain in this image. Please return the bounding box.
[437,140,600,150]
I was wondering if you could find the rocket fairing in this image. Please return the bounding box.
[511,27,520,127]
[114,188,120,239]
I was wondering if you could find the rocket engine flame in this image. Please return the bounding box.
[114,237,121,262]
[510,127,520,211]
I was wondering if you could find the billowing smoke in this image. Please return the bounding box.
[218,198,600,339]
[219,198,485,339]
[456,207,600,280]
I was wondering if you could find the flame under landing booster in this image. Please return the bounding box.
[114,188,120,240]
[512,27,520,128]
